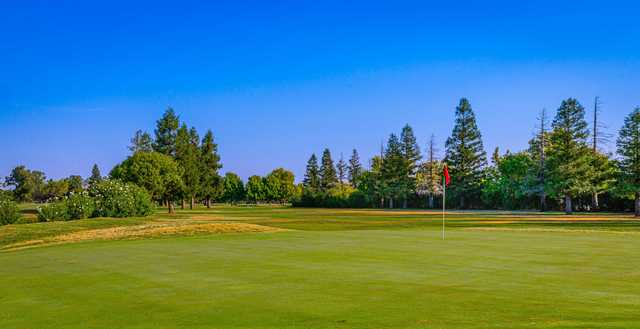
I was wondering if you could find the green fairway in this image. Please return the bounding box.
[1,207,639,328]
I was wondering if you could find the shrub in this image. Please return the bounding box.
[0,199,22,225]
[37,202,69,222]
[65,192,95,220]
[89,180,154,217]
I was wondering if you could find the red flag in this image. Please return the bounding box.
[443,165,451,186]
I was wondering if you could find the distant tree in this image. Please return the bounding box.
[319,149,337,191]
[491,147,501,165]
[264,168,295,203]
[302,154,320,191]
[246,175,266,203]
[175,124,201,209]
[110,151,183,213]
[41,179,70,201]
[546,98,593,214]
[400,124,421,208]
[416,134,442,208]
[89,164,102,186]
[616,107,640,216]
[347,149,362,188]
[337,154,347,185]
[199,130,223,208]
[589,97,614,209]
[4,166,46,202]
[153,108,180,156]
[223,172,245,204]
[382,134,407,208]
[445,98,487,208]
[482,152,535,209]
[66,175,84,194]
[528,108,550,211]
[129,130,153,153]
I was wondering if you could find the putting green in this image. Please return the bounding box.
[1,209,639,328]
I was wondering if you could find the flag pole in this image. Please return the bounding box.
[442,176,446,240]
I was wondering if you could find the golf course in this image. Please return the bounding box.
[1,206,638,328]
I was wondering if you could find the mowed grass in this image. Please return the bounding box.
[1,207,639,328]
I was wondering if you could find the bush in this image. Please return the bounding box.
[0,199,22,225]
[37,202,69,222]
[89,180,154,217]
[65,192,95,220]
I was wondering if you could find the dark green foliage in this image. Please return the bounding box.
[400,125,421,207]
[303,154,320,190]
[546,98,593,213]
[153,108,180,156]
[176,124,201,208]
[246,175,266,203]
[223,172,245,203]
[482,152,536,209]
[67,175,84,194]
[4,166,46,202]
[337,154,347,184]
[616,107,640,215]
[0,199,21,225]
[89,164,103,186]
[129,130,153,153]
[319,149,337,191]
[347,149,362,188]
[445,98,487,208]
[382,134,408,208]
[200,130,223,206]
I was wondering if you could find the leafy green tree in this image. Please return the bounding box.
[589,151,615,210]
[303,154,320,191]
[110,151,184,213]
[382,134,407,208]
[200,130,223,207]
[223,172,245,204]
[153,108,180,156]
[616,107,640,216]
[175,124,202,209]
[4,166,46,202]
[400,124,421,208]
[264,168,296,203]
[246,175,266,203]
[445,98,487,208]
[546,98,593,214]
[89,164,102,186]
[481,152,535,209]
[129,130,153,153]
[66,175,84,194]
[319,149,337,191]
[41,179,70,201]
[347,149,362,188]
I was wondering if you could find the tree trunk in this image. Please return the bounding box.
[592,193,599,210]
[168,200,175,214]
[565,195,572,214]
[380,197,385,209]
[190,196,195,210]
[428,194,434,209]
[402,198,407,209]
[635,193,640,217]
[540,191,546,212]
[389,198,394,209]
[206,198,211,208]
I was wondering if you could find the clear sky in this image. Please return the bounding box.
[2,0,639,181]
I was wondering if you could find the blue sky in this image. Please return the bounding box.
[2,0,639,181]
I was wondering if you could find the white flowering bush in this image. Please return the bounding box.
[37,202,69,222]
[0,199,22,225]
[65,192,96,220]
[89,180,154,218]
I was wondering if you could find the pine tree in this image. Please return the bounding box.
[527,108,550,211]
[175,124,202,209]
[492,147,501,165]
[199,130,222,208]
[337,153,347,185]
[445,98,487,208]
[129,130,153,153]
[153,108,180,156]
[319,148,337,191]
[302,154,320,190]
[400,124,421,208]
[383,134,407,208]
[616,107,640,216]
[416,134,442,208]
[546,98,593,214]
[88,164,102,186]
[347,149,362,188]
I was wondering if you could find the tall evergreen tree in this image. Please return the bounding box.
[200,130,223,208]
[546,98,593,214]
[445,98,487,208]
[303,154,320,190]
[416,134,442,208]
[175,124,201,209]
[88,164,102,186]
[400,124,421,208]
[319,149,337,191]
[347,149,362,187]
[153,108,180,156]
[129,130,153,153]
[382,134,407,208]
[528,108,549,211]
[337,153,347,185]
[616,107,640,216]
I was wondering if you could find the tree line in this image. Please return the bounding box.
[296,98,640,215]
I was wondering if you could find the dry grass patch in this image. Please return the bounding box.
[2,223,286,251]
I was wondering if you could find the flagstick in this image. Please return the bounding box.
[442,176,446,240]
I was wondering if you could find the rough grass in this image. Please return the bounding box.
[0,206,639,328]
